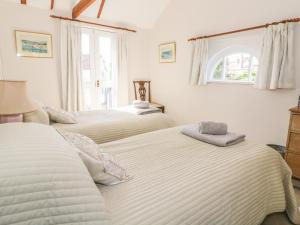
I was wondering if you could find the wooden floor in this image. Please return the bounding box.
[261,187,300,225]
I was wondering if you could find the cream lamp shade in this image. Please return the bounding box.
[0,80,39,115]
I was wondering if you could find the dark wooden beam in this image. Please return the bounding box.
[72,0,96,19]
[51,0,54,10]
[97,0,106,18]
[21,0,26,4]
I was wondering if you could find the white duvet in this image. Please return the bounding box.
[0,123,110,225]
[52,110,174,144]
[99,127,300,225]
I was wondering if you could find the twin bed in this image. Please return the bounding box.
[1,123,300,225]
[52,109,174,144]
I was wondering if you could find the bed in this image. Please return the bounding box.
[1,124,300,225]
[0,123,110,225]
[98,126,300,225]
[52,109,174,144]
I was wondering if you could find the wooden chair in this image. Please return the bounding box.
[133,80,151,102]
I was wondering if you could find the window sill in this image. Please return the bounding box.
[207,80,255,85]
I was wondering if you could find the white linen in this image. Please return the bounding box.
[59,131,131,185]
[189,39,209,85]
[99,127,300,225]
[0,123,110,225]
[52,110,174,144]
[60,20,84,111]
[117,31,129,106]
[23,107,50,125]
[118,105,161,115]
[45,106,77,124]
[133,100,150,109]
[255,23,295,90]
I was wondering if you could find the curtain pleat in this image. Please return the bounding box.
[60,20,83,111]
[255,23,295,90]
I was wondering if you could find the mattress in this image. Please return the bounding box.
[0,123,110,225]
[52,110,174,144]
[98,127,300,225]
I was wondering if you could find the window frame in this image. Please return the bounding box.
[207,46,259,85]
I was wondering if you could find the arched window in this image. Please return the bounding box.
[207,46,259,83]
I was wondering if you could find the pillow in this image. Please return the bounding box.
[23,108,50,125]
[59,131,132,185]
[45,107,77,124]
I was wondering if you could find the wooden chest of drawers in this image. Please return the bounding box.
[285,107,300,179]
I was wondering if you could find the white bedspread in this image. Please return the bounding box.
[52,110,174,144]
[0,123,110,225]
[99,127,300,225]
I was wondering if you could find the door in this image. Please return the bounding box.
[81,28,117,111]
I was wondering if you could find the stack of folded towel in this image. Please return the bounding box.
[181,121,245,147]
[133,100,150,109]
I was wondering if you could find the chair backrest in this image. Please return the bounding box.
[133,80,151,102]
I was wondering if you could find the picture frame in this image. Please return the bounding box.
[159,42,176,63]
[15,30,53,58]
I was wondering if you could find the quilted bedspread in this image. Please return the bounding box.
[0,123,110,225]
[99,127,300,225]
[52,110,174,144]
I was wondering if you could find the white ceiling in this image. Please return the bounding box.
[1,0,171,29]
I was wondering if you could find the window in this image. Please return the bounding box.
[81,28,117,111]
[208,47,259,84]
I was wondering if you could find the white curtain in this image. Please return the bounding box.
[255,23,295,90]
[189,39,208,85]
[60,20,83,111]
[117,31,129,106]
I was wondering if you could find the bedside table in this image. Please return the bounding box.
[285,107,300,179]
[150,103,165,113]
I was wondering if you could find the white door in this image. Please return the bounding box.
[81,28,117,111]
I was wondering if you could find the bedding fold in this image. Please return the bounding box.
[0,123,110,225]
[182,124,245,146]
[99,126,300,225]
[52,110,173,144]
[200,121,228,135]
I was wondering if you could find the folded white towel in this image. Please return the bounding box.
[133,100,150,109]
[200,121,228,135]
[182,124,245,147]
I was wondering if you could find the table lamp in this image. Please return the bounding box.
[0,80,39,123]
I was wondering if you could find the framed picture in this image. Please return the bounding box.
[159,42,176,63]
[15,30,52,58]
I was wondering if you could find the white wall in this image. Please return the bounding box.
[0,2,61,107]
[149,0,300,145]
[0,1,150,107]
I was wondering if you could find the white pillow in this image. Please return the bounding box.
[45,107,77,124]
[23,108,50,125]
[59,131,132,185]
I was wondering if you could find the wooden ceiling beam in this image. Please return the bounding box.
[97,0,106,18]
[51,0,54,10]
[72,0,96,19]
[21,0,26,4]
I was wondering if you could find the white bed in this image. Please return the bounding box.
[0,123,110,225]
[52,109,174,144]
[1,123,299,225]
[98,127,300,225]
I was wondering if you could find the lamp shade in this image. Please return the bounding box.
[0,80,39,115]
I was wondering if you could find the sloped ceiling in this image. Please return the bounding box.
[1,0,172,29]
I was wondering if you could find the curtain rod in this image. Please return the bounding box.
[188,18,300,41]
[50,15,137,33]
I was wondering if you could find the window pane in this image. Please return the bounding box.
[213,61,223,80]
[81,33,90,55]
[211,52,259,83]
[250,57,259,82]
[224,53,250,81]
[98,36,113,82]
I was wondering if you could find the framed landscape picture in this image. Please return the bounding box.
[15,31,52,58]
[159,42,176,63]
